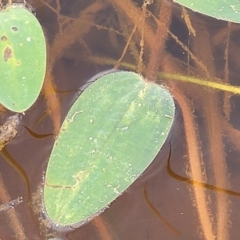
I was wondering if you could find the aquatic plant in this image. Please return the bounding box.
[1,0,240,239]
[0,3,46,112]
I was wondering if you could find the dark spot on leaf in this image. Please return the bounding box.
[4,47,12,62]
[1,36,7,41]
[12,27,18,31]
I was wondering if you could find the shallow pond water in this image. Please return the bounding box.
[1,0,240,239]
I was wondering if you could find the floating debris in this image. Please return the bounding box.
[0,196,23,212]
[0,114,21,150]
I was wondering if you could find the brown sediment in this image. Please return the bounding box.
[92,216,114,240]
[190,14,230,240]
[171,86,215,240]
[42,69,61,136]
[0,173,27,240]
[146,0,172,80]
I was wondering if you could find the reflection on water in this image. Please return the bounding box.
[1,0,240,239]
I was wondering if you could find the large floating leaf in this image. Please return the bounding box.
[174,0,240,23]
[44,71,175,227]
[0,5,46,112]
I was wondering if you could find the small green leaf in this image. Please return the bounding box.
[44,71,175,227]
[0,5,46,112]
[175,0,240,23]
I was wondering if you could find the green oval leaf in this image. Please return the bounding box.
[175,0,240,23]
[44,71,175,227]
[0,6,46,112]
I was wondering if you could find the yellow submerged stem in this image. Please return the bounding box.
[88,56,240,95]
[158,72,240,95]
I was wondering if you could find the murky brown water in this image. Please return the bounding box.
[1,0,240,239]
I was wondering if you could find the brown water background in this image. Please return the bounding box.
[1,0,240,239]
